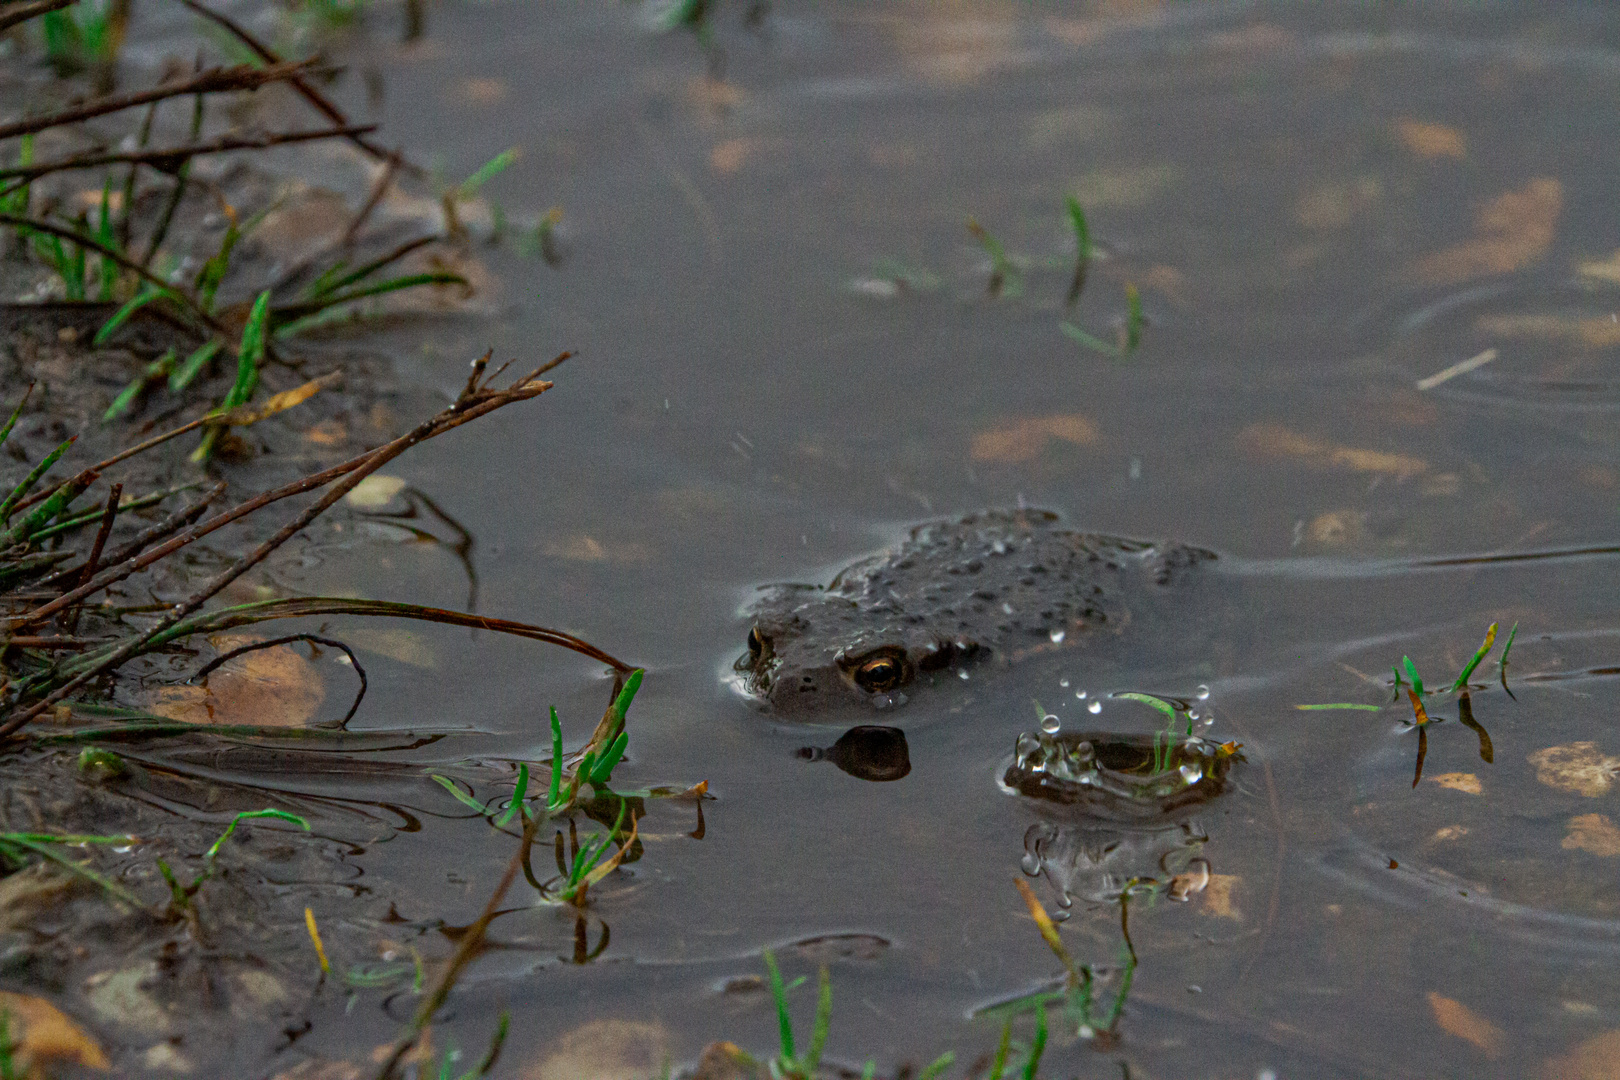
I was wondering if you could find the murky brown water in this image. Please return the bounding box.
[54,2,1620,1076]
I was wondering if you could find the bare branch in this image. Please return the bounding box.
[0,124,378,187]
[0,61,317,143]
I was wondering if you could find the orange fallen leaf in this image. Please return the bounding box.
[1393,119,1466,159]
[1237,422,1427,479]
[1430,772,1482,794]
[458,77,507,105]
[1543,1028,1620,1079]
[1529,743,1620,798]
[146,633,325,727]
[1563,814,1620,858]
[1578,250,1620,286]
[1199,874,1242,919]
[710,139,753,176]
[0,991,110,1075]
[971,415,1100,465]
[1428,991,1505,1058]
[1409,177,1563,285]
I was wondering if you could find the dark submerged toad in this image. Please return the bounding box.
[734,509,1214,714]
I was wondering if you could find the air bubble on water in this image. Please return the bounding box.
[1179,762,1204,785]
[1196,684,1210,701]
[893,691,909,706]
[1059,677,1070,687]
[1002,602,1015,615]
[1020,853,1041,875]
[1041,714,1061,734]
[1049,628,1066,644]
[1052,909,1071,923]
[1076,690,1088,699]
[113,845,134,854]
[872,694,892,710]
[1087,700,1102,714]
[958,668,970,680]
[992,540,1009,555]
[1203,715,1216,727]
[1187,707,1200,722]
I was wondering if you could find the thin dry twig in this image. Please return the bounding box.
[373,811,540,1080]
[0,0,75,33]
[0,360,566,736]
[0,61,317,142]
[172,0,401,167]
[0,124,378,186]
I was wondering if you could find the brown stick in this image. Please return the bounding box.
[0,61,317,142]
[172,0,401,168]
[373,812,539,1080]
[0,124,379,186]
[9,410,225,520]
[34,482,225,590]
[340,146,403,246]
[0,363,564,735]
[74,484,121,593]
[0,0,75,33]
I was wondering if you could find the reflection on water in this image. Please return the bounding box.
[796,724,911,781]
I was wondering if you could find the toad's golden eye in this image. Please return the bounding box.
[854,654,904,692]
[747,626,765,656]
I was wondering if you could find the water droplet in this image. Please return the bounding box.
[872,694,892,710]
[957,668,970,680]
[1041,714,1061,734]
[1075,740,1094,762]
[1202,715,1215,727]
[1002,602,1015,615]
[1076,690,1088,699]
[1179,762,1204,785]
[1087,700,1102,714]
[1059,677,1070,688]
[1196,684,1210,701]
[1187,707,1200,722]
[1020,853,1041,875]
[1049,628,1066,644]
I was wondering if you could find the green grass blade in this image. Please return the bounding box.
[96,287,178,346]
[1449,622,1499,692]
[496,763,529,827]
[1499,620,1519,697]
[194,221,240,313]
[803,965,832,1073]
[762,949,796,1061]
[1113,691,1178,722]
[612,669,644,725]
[2,470,95,546]
[1122,283,1143,355]
[1294,702,1383,712]
[1401,656,1425,697]
[0,388,32,450]
[431,774,490,815]
[587,730,629,787]
[1060,320,1121,358]
[989,1019,1012,1080]
[1065,195,1090,262]
[547,707,564,809]
[457,148,518,199]
[0,835,144,908]
[103,348,177,422]
[204,808,309,861]
[1021,1000,1047,1080]
[168,339,222,394]
[0,435,75,523]
[918,1052,955,1080]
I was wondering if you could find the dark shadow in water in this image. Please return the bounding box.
[796,724,910,782]
[356,485,479,612]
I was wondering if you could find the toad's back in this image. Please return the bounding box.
[734,509,1215,714]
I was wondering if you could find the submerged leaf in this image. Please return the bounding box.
[0,990,111,1073]
[1427,991,1505,1058]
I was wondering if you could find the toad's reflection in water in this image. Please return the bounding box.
[1022,818,1211,910]
[796,725,911,782]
